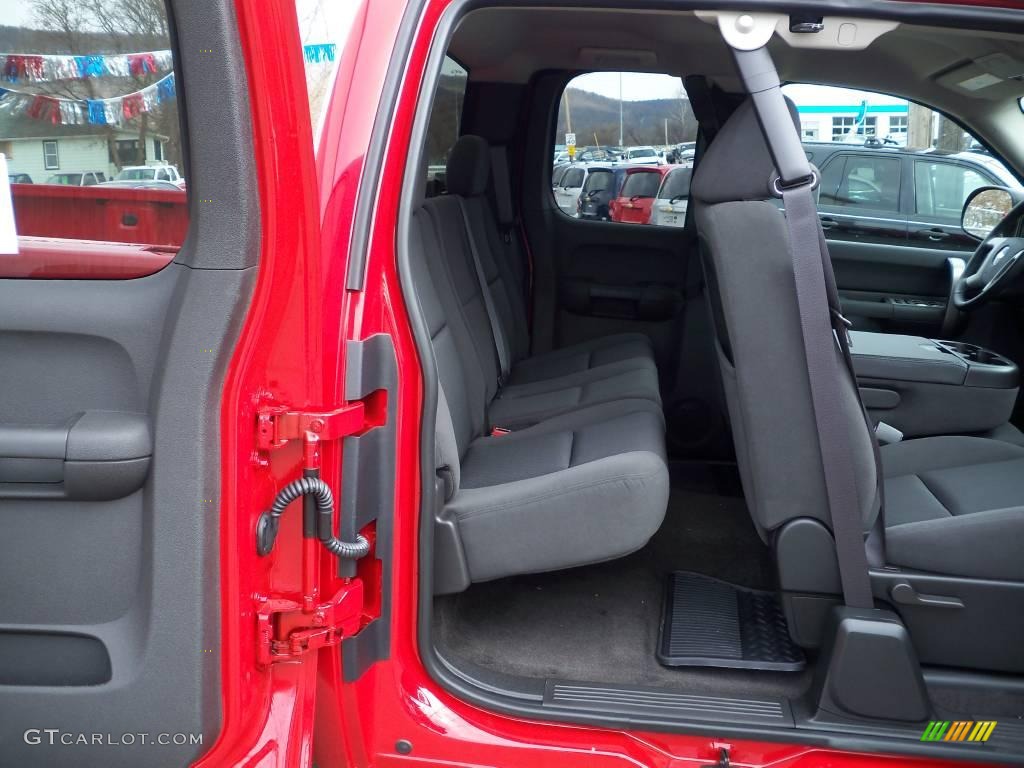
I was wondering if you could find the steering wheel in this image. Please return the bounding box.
[953,233,1024,311]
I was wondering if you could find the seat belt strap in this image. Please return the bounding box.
[731,45,877,609]
[490,146,515,239]
[780,184,875,609]
[457,197,511,384]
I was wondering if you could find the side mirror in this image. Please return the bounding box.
[962,186,1017,241]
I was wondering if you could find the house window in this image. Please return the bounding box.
[888,115,908,136]
[42,140,59,170]
[831,115,877,141]
[115,139,142,167]
[801,121,819,141]
[154,141,164,161]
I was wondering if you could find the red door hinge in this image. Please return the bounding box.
[256,580,365,666]
[256,402,366,452]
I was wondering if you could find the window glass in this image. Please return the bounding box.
[561,168,585,189]
[657,167,691,200]
[423,56,468,196]
[621,171,661,198]
[553,72,695,224]
[832,115,877,141]
[915,161,990,222]
[828,155,901,211]
[582,169,615,195]
[1,2,187,255]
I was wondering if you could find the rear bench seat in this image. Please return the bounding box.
[410,136,670,585]
[431,136,663,430]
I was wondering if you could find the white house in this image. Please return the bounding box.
[0,115,167,184]
[782,84,910,145]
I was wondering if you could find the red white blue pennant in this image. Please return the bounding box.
[0,72,175,126]
[1,50,174,84]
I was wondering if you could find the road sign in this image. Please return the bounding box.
[565,133,576,147]
[567,145,576,159]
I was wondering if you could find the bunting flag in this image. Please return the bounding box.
[0,72,175,126]
[0,50,173,84]
[0,41,333,124]
[303,43,336,64]
[1,43,334,85]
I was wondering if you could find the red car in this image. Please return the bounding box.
[608,166,670,224]
[5,1,1024,768]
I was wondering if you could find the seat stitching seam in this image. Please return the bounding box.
[914,473,955,518]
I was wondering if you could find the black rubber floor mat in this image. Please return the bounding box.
[658,571,805,671]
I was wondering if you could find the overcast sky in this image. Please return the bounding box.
[569,71,907,108]
[0,0,36,29]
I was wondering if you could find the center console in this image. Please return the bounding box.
[850,331,1019,438]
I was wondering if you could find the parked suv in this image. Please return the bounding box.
[803,142,1022,251]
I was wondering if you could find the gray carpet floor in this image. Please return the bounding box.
[433,465,812,698]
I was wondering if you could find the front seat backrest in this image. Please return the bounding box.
[690,97,879,540]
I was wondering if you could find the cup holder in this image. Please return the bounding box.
[937,340,1011,367]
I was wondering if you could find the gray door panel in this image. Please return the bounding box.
[0,265,255,766]
[830,239,957,332]
[0,0,259,763]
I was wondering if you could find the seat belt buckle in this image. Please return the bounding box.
[875,421,903,445]
[490,426,511,437]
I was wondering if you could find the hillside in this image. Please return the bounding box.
[425,76,699,165]
[557,87,698,148]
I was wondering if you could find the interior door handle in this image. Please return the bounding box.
[820,217,838,231]
[890,582,964,609]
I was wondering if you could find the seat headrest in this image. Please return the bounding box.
[446,135,491,197]
[690,96,801,205]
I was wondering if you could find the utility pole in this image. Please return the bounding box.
[619,72,624,146]
[664,118,668,147]
[907,102,933,150]
[563,89,572,134]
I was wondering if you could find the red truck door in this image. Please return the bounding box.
[0,0,383,765]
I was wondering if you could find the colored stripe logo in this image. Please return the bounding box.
[921,721,997,743]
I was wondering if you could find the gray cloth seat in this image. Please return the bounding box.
[882,436,1024,580]
[692,96,1024,669]
[453,399,669,581]
[409,172,669,583]
[506,332,655,386]
[444,135,660,403]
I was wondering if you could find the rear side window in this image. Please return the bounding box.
[2,2,187,273]
[583,170,614,195]
[621,171,661,198]
[820,155,901,212]
[914,161,990,222]
[423,56,468,196]
[552,72,696,226]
